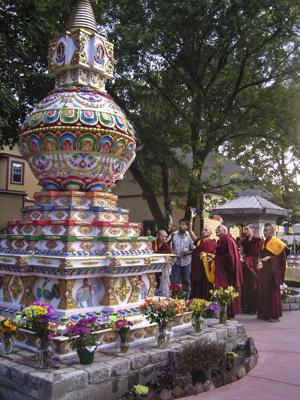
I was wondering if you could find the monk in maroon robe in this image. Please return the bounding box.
[152,230,172,290]
[188,222,216,300]
[215,225,243,318]
[257,223,286,322]
[241,224,264,314]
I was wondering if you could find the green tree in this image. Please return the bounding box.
[224,83,300,222]
[104,0,300,224]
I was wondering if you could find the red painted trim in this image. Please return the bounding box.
[7,219,142,228]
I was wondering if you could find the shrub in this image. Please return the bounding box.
[177,340,227,383]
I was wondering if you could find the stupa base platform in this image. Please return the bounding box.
[0,319,252,400]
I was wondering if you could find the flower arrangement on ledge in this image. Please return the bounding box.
[170,283,187,299]
[187,299,218,333]
[111,318,133,353]
[210,286,239,324]
[140,298,177,348]
[66,317,100,364]
[0,318,17,355]
[21,301,57,341]
[210,286,239,306]
[21,300,58,368]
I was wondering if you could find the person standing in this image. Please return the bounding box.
[170,219,195,298]
[152,230,172,295]
[188,212,216,300]
[215,225,243,318]
[257,223,287,322]
[240,224,264,314]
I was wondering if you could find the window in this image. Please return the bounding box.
[11,161,24,184]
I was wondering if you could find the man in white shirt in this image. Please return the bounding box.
[169,219,195,298]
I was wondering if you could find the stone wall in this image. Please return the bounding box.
[0,320,248,400]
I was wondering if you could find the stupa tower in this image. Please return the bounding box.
[0,0,170,342]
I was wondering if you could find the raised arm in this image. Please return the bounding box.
[188,208,198,242]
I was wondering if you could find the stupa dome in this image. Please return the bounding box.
[18,0,136,192]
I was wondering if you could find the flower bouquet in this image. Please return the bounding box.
[66,317,100,364]
[111,318,133,353]
[140,298,177,348]
[170,283,187,299]
[210,286,239,324]
[0,318,17,355]
[187,298,211,332]
[21,301,57,367]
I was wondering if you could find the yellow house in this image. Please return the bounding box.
[0,146,40,228]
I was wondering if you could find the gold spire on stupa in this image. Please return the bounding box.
[48,0,114,91]
[67,0,98,33]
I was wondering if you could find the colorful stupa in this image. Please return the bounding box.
[0,0,173,355]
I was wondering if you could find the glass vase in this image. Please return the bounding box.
[219,304,227,324]
[192,315,203,333]
[35,337,53,369]
[0,334,14,355]
[118,333,129,353]
[155,325,170,349]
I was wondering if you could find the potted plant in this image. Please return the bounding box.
[66,317,99,364]
[187,299,211,333]
[140,299,177,348]
[210,286,239,324]
[21,300,57,368]
[111,318,133,353]
[0,318,17,355]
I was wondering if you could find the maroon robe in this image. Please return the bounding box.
[190,239,216,300]
[152,240,172,289]
[241,236,264,313]
[258,242,286,320]
[215,234,243,318]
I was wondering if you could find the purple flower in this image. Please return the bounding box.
[208,303,220,312]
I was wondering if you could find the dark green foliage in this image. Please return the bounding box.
[177,340,227,383]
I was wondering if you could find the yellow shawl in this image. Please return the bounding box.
[263,236,286,256]
[200,252,215,284]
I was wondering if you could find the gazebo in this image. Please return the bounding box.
[212,192,287,237]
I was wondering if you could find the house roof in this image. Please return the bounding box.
[212,195,287,216]
[173,149,247,185]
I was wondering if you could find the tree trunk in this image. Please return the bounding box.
[161,161,173,231]
[130,163,168,230]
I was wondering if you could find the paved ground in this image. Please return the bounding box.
[185,310,300,400]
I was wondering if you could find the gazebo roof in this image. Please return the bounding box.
[212,195,287,216]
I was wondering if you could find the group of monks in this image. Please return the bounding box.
[152,218,287,322]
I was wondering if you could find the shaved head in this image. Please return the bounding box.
[215,225,228,237]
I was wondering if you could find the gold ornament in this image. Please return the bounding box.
[127,276,139,303]
[147,273,156,298]
[10,276,23,301]
[101,277,118,305]
[58,280,76,309]
[20,276,37,305]
[3,275,12,302]
[115,278,131,302]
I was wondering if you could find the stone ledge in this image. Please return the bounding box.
[0,319,248,400]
